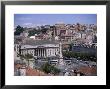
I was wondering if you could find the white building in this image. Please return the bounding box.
[15,39,63,64]
[20,44,60,58]
[30,36,35,39]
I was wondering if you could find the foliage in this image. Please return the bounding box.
[41,63,51,73]
[20,53,33,60]
[19,54,25,59]
[28,29,40,36]
[24,53,33,59]
[14,25,24,35]
[50,66,60,75]
[62,51,97,62]
[41,28,48,34]
[41,63,60,75]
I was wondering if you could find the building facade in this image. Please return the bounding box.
[14,39,63,62]
[20,44,61,58]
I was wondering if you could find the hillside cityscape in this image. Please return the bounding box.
[14,14,97,76]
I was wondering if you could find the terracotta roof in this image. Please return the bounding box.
[15,64,48,76]
[78,66,97,76]
[26,67,47,76]
[15,64,24,69]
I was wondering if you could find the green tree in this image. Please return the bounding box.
[41,63,60,75]
[51,66,60,75]
[24,53,34,66]
[14,25,24,35]
[24,53,33,59]
[41,63,51,73]
[28,28,41,36]
[62,51,97,62]
[41,28,48,34]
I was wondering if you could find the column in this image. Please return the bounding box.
[43,49,45,57]
[34,49,36,56]
[40,48,41,57]
[41,49,43,57]
[36,49,38,56]
[38,49,40,56]
[45,49,47,57]
[42,49,43,57]
[41,49,42,57]
[43,48,45,57]
[38,49,39,57]
[39,49,40,57]
[36,49,37,56]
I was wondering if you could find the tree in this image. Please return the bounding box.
[24,53,33,59]
[41,28,48,34]
[62,51,97,62]
[41,63,51,73]
[14,25,24,35]
[41,63,60,75]
[51,66,60,75]
[23,53,34,66]
[28,29,40,36]
[19,54,25,60]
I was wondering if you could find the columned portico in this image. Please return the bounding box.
[20,42,62,63]
[34,48,47,58]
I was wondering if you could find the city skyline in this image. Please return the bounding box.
[14,14,97,27]
[14,14,97,76]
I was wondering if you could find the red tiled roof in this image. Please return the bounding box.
[26,67,47,76]
[15,64,48,76]
[78,66,97,76]
[15,64,22,68]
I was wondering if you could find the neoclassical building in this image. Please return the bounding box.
[14,39,63,64]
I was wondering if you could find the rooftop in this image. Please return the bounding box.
[14,64,48,76]
[77,66,97,76]
[22,39,59,46]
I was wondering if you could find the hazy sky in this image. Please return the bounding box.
[14,14,97,27]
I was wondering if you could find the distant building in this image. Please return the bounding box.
[35,34,44,40]
[20,31,29,38]
[30,36,35,39]
[71,43,97,55]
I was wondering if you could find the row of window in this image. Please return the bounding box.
[47,49,59,56]
[21,50,34,56]
[21,48,60,57]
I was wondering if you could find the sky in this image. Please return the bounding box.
[14,14,97,27]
